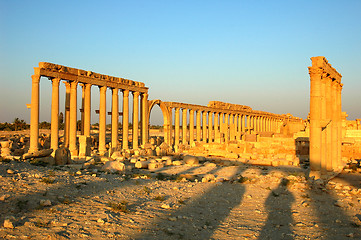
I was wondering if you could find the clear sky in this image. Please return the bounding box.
[1,0,361,125]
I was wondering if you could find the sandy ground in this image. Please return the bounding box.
[1,157,360,240]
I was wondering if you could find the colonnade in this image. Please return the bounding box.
[309,56,343,172]
[29,62,149,156]
[153,101,286,146]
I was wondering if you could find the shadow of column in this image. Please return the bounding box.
[258,178,295,240]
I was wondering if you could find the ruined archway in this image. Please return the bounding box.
[148,99,171,145]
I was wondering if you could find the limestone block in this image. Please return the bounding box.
[183,155,199,166]
[172,160,183,166]
[101,161,125,173]
[54,147,71,165]
[78,135,91,157]
[23,149,53,160]
[135,161,149,169]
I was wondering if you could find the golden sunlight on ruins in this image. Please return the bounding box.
[1,57,361,239]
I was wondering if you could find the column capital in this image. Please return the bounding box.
[112,88,119,94]
[99,85,107,93]
[175,107,180,112]
[122,89,129,97]
[70,81,78,89]
[51,77,61,85]
[31,75,40,83]
[132,91,140,97]
[189,109,194,113]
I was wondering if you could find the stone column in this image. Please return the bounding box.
[234,114,238,140]
[98,86,107,155]
[111,88,119,151]
[80,84,85,135]
[320,77,327,171]
[168,108,173,145]
[50,78,60,151]
[336,83,343,169]
[182,108,187,144]
[122,90,129,149]
[229,114,234,140]
[242,115,246,134]
[247,115,251,133]
[174,108,180,146]
[69,81,78,156]
[208,112,213,143]
[29,75,40,153]
[225,113,229,143]
[64,82,71,148]
[214,113,220,143]
[331,81,337,170]
[189,109,194,145]
[196,110,201,142]
[141,93,148,145]
[237,114,241,140]
[132,91,140,149]
[202,111,207,143]
[83,84,91,137]
[309,68,323,171]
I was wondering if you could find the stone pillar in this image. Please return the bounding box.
[69,81,78,156]
[98,86,107,155]
[141,93,148,145]
[182,108,187,144]
[168,108,173,145]
[196,110,201,142]
[80,84,85,135]
[189,109,194,146]
[331,81,337,170]
[237,114,242,140]
[29,75,40,153]
[229,114,235,140]
[336,83,343,169]
[50,78,60,151]
[225,113,229,143]
[132,91,140,149]
[174,108,180,146]
[122,90,129,149]
[214,113,220,143]
[202,111,207,143]
[208,112,213,143]
[64,82,70,148]
[111,88,119,152]
[83,84,91,137]
[309,68,323,171]
[242,115,246,134]
[247,115,251,133]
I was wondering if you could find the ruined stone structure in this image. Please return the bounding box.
[148,100,304,147]
[308,56,343,173]
[29,62,149,156]
[29,62,304,157]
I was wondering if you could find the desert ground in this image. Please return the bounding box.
[0,130,361,240]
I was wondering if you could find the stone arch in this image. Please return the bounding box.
[148,99,172,145]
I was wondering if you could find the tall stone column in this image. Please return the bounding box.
[234,114,238,139]
[242,115,246,134]
[196,110,201,142]
[325,77,333,171]
[189,109,194,146]
[168,108,173,145]
[83,84,91,137]
[122,90,129,149]
[214,113,220,143]
[202,111,207,143]
[50,78,60,151]
[174,108,180,146]
[141,93,149,146]
[111,88,119,152]
[182,108,187,144]
[229,114,235,140]
[225,113,229,143]
[247,115,251,133]
[80,84,85,135]
[132,91,140,149]
[208,112,213,143]
[320,77,327,171]
[237,114,242,140]
[331,81,337,170]
[98,86,107,155]
[64,82,71,148]
[69,81,78,156]
[309,68,323,171]
[336,83,343,169]
[29,75,40,153]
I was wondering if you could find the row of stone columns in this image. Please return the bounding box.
[166,107,281,146]
[309,59,342,172]
[29,77,149,156]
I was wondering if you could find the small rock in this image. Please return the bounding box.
[161,204,171,209]
[3,219,14,229]
[39,199,52,207]
[7,169,14,174]
[97,218,105,223]
[168,217,177,221]
[0,194,10,201]
[347,233,354,238]
[101,161,125,173]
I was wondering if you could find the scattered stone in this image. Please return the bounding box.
[54,147,71,165]
[40,199,52,207]
[0,194,10,201]
[183,155,199,166]
[23,149,53,160]
[3,219,15,229]
[101,161,125,173]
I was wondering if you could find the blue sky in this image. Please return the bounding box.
[1,0,361,125]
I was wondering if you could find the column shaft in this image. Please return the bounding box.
[69,81,78,156]
[196,111,201,142]
[111,88,119,151]
[132,91,140,149]
[29,75,40,153]
[189,110,194,145]
[64,82,71,147]
[208,112,213,143]
[174,108,180,146]
[141,93,149,145]
[50,78,60,151]
[83,84,91,136]
[202,111,207,143]
[182,108,187,144]
[214,113,220,143]
[122,90,129,149]
[98,86,107,155]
